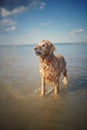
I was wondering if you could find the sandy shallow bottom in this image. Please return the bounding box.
[0,81,87,130]
[0,44,87,130]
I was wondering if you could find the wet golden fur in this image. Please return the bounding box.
[34,40,68,96]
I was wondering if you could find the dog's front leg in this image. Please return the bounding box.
[41,77,45,96]
[54,81,59,96]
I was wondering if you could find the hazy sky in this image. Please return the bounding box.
[0,0,87,45]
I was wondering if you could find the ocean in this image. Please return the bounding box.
[0,43,87,130]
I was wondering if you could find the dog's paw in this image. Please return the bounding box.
[62,77,68,84]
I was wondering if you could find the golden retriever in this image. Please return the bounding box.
[34,40,68,96]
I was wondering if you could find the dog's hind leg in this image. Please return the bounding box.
[62,68,68,84]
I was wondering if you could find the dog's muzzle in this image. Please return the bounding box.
[34,47,42,56]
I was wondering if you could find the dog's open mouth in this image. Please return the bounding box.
[35,51,42,56]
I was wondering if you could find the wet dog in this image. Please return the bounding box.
[34,40,68,96]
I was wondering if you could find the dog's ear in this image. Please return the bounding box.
[50,45,56,54]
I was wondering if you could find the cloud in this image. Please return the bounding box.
[39,2,46,10]
[70,28,84,36]
[65,23,70,26]
[5,26,16,32]
[0,6,29,17]
[0,18,16,26]
[40,21,52,26]
[0,0,39,10]
[0,0,40,17]
[0,18,16,33]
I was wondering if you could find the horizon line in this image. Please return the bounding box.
[0,42,87,46]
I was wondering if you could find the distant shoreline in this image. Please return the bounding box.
[0,42,87,47]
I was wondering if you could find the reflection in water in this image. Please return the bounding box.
[0,44,87,130]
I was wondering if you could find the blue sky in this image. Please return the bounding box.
[0,0,87,45]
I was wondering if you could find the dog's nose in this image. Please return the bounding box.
[34,47,37,51]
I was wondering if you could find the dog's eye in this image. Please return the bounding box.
[42,44,45,47]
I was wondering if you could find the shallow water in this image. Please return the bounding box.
[0,44,87,130]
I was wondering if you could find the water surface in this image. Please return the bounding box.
[0,43,87,130]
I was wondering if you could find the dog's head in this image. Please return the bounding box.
[34,40,56,57]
